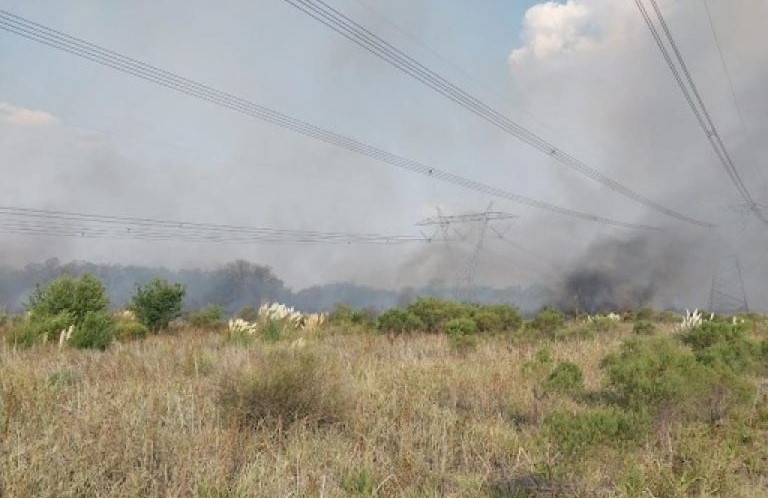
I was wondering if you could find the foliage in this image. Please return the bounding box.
[6,311,74,347]
[544,361,584,395]
[446,317,479,353]
[681,321,761,374]
[113,320,149,341]
[473,304,522,333]
[218,350,350,428]
[377,308,423,334]
[27,274,108,325]
[130,278,185,332]
[632,320,655,335]
[328,303,377,329]
[186,305,225,330]
[405,297,471,333]
[544,407,649,457]
[529,307,564,336]
[445,317,477,336]
[602,337,753,422]
[68,311,114,350]
[262,319,282,343]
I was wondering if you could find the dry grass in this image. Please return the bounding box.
[0,322,765,497]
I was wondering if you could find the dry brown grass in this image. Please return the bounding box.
[0,321,765,497]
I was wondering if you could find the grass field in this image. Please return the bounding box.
[1,317,766,497]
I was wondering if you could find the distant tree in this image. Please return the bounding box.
[130,278,185,332]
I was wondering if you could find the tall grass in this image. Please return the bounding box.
[0,317,765,497]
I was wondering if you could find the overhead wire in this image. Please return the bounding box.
[701,0,768,196]
[634,0,767,225]
[278,0,711,228]
[0,206,428,245]
[0,9,660,231]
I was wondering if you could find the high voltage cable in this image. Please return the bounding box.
[278,0,711,229]
[0,206,427,244]
[701,0,767,195]
[0,10,657,231]
[634,0,768,225]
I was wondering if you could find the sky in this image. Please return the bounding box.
[1,0,767,307]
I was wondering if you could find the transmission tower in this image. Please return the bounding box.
[708,254,749,314]
[416,204,517,302]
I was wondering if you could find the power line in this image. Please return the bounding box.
[0,206,428,245]
[0,10,659,231]
[278,0,711,228]
[634,0,768,225]
[701,0,767,195]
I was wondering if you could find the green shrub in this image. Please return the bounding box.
[377,308,423,334]
[406,297,471,333]
[28,274,108,325]
[602,338,753,422]
[681,320,745,350]
[445,317,477,336]
[262,319,282,343]
[113,320,149,341]
[632,320,655,335]
[186,305,225,330]
[6,311,74,347]
[474,304,522,333]
[529,307,564,336]
[472,310,501,332]
[544,407,649,457]
[681,321,761,374]
[218,350,350,428]
[544,361,584,395]
[130,278,185,332]
[68,311,114,350]
[446,317,479,353]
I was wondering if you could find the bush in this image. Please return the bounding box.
[6,311,74,347]
[186,305,225,330]
[113,320,149,341]
[130,278,185,332]
[632,320,656,335]
[474,304,522,333]
[377,308,423,334]
[446,317,479,353]
[529,307,564,336]
[406,297,471,333]
[69,311,114,350]
[602,338,753,422]
[681,321,761,374]
[544,361,584,395]
[445,317,477,336]
[680,320,744,350]
[27,274,108,325]
[262,319,282,343]
[218,350,350,428]
[544,407,649,457]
